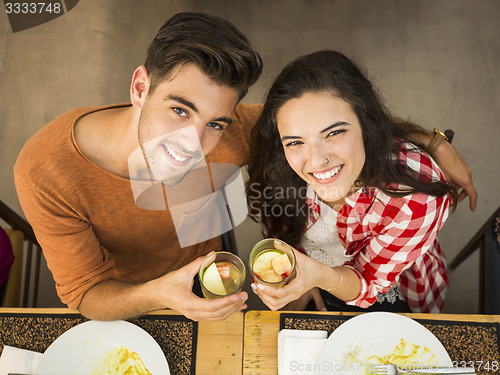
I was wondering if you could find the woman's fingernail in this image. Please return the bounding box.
[257,284,265,291]
[251,284,257,293]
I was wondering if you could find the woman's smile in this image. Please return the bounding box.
[309,164,343,183]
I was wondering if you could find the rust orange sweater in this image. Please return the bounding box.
[14,103,261,309]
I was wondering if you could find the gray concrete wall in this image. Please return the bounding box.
[1,0,499,312]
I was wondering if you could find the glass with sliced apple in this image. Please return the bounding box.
[249,238,296,287]
[198,251,246,299]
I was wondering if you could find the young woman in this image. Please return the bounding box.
[246,50,458,313]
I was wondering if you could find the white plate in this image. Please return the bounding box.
[315,312,452,375]
[35,320,169,375]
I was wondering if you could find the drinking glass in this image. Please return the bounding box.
[248,238,296,288]
[198,251,246,299]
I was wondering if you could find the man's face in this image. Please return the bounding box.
[138,63,240,185]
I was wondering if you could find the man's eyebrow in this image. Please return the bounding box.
[166,95,232,125]
[215,116,233,125]
[166,95,198,113]
[281,121,349,142]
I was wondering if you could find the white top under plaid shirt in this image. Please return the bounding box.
[305,142,451,313]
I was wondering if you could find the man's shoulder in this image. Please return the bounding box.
[206,104,262,167]
[233,103,263,118]
[14,105,119,182]
[232,103,263,130]
[224,103,263,147]
[19,105,106,147]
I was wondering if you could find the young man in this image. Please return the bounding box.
[14,13,263,321]
[14,12,476,321]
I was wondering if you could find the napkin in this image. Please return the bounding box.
[278,329,328,375]
[0,346,43,375]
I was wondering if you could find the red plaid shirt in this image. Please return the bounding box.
[306,143,451,313]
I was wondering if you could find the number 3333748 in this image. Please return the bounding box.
[5,2,62,14]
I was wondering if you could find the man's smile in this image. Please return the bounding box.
[164,145,190,163]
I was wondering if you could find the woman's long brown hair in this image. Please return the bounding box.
[246,50,457,247]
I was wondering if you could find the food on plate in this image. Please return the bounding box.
[92,345,151,375]
[252,249,292,283]
[202,261,242,295]
[343,338,438,374]
[367,338,437,369]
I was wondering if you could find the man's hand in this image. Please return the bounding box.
[158,252,248,321]
[433,141,477,211]
[392,119,478,211]
[77,252,247,321]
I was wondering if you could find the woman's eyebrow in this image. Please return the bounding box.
[281,121,350,142]
[281,135,301,142]
[320,121,349,134]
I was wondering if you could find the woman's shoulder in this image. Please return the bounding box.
[360,185,448,228]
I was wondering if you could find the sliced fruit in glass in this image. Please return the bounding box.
[198,251,246,299]
[249,238,296,287]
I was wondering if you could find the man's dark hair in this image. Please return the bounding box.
[145,12,263,99]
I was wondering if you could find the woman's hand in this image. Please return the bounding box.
[250,242,326,311]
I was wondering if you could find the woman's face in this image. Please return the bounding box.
[276,91,365,208]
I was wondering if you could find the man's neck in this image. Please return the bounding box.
[74,104,141,178]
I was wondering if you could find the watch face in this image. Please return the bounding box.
[444,129,454,141]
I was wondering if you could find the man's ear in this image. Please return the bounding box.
[130,66,150,108]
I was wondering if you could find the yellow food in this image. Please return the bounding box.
[252,250,282,274]
[202,261,226,295]
[367,338,437,369]
[92,346,152,375]
[344,338,438,375]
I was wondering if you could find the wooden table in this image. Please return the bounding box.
[0,308,243,375]
[243,310,500,375]
[1,308,499,374]
[149,309,244,375]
